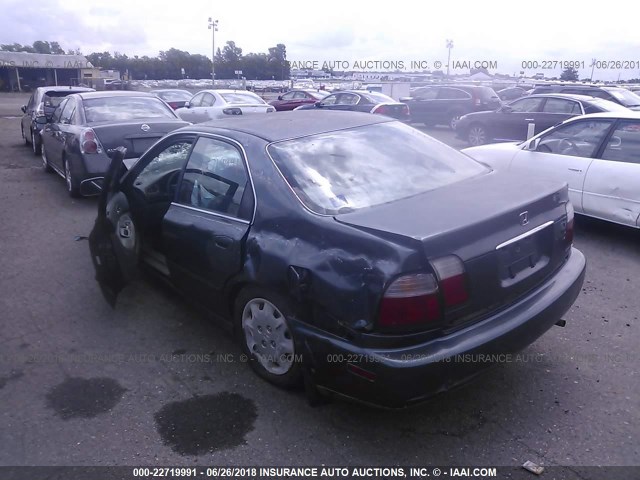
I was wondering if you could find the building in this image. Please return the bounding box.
[0,51,94,91]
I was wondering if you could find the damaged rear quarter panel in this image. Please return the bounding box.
[221,131,425,334]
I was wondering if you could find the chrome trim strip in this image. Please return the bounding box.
[495,220,554,250]
[170,202,250,225]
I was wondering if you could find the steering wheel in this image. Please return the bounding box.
[558,138,580,156]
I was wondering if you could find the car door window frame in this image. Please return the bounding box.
[51,98,69,123]
[201,93,216,107]
[535,119,615,158]
[596,119,640,164]
[189,93,205,107]
[172,134,257,224]
[541,98,583,115]
[60,99,76,125]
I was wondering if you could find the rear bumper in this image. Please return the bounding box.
[294,248,586,408]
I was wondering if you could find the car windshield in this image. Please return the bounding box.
[268,121,487,215]
[83,96,176,122]
[361,91,396,103]
[157,91,192,102]
[603,88,640,107]
[43,92,76,107]
[220,92,265,105]
[308,91,330,99]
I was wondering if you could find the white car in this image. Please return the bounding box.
[175,89,275,123]
[462,112,640,228]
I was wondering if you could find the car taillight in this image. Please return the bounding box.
[378,273,440,328]
[167,102,179,109]
[223,107,242,115]
[80,128,102,154]
[430,255,469,307]
[372,105,389,115]
[378,256,470,330]
[564,202,574,246]
[34,102,44,117]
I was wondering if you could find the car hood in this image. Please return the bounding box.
[462,142,522,169]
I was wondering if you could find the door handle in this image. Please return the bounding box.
[525,118,535,121]
[213,235,232,249]
[568,168,582,173]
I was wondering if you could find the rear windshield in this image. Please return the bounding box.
[43,91,82,107]
[478,86,499,99]
[83,97,177,122]
[361,91,396,103]
[220,92,265,105]
[156,90,192,102]
[267,121,487,215]
[603,87,640,107]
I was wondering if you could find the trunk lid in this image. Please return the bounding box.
[90,119,189,158]
[233,104,273,115]
[335,171,571,330]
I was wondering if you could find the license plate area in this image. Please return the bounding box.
[497,230,551,288]
[131,137,160,155]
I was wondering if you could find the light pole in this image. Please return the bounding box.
[446,39,454,79]
[208,17,219,86]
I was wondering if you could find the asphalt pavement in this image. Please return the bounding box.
[0,93,637,477]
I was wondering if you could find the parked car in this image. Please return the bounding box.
[21,86,95,155]
[402,85,501,129]
[268,89,329,111]
[456,94,627,146]
[150,89,194,110]
[175,89,275,123]
[89,110,585,408]
[463,111,640,228]
[294,90,410,121]
[40,91,189,197]
[530,84,640,110]
[496,86,528,101]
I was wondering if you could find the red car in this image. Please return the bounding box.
[269,89,329,111]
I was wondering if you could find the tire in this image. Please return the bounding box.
[31,130,41,155]
[64,158,80,198]
[235,287,303,388]
[467,124,488,146]
[22,126,29,146]
[41,142,53,173]
[449,111,464,130]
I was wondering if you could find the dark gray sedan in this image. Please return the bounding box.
[90,111,585,407]
[40,91,189,197]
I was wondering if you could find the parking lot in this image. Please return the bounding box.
[0,93,637,475]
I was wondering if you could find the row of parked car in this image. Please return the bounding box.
[20,80,640,407]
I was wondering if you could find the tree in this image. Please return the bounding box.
[560,67,579,81]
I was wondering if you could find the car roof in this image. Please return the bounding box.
[150,89,191,93]
[76,91,157,99]
[184,110,392,142]
[527,93,599,101]
[566,111,640,121]
[38,86,94,93]
[196,89,260,94]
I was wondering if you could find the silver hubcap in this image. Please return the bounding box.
[242,298,294,375]
[64,161,72,191]
[116,214,136,250]
[450,116,461,129]
[469,127,486,146]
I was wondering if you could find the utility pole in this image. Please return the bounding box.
[446,39,454,79]
[208,17,219,86]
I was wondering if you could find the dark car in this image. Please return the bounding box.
[89,111,585,408]
[402,85,501,129]
[294,90,410,121]
[268,89,329,111]
[496,86,528,101]
[40,91,189,197]
[530,84,640,110]
[21,86,95,155]
[455,94,628,146]
[150,89,194,110]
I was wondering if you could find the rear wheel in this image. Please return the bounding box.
[31,130,42,155]
[22,126,28,146]
[41,142,53,173]
[64,158,80,197]
[449,111,464,130]
[467,124,488,146]
[235,288,302,388]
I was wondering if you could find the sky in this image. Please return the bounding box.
[2,0,640,81]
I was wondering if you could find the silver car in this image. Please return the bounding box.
[175,89,275,123]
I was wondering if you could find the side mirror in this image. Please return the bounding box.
[21,105,27,114]
[526,138,541,151]
[277,95,283,100]
[184,101,190,108]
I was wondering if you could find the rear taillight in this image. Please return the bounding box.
[564,202,574,246]
[80,128,102,154]
[378,255,470,330]
[431,255,469,307]
[372,105,390,115]
[223,107,242,115]
[34,102,44,118]
[378,273,440,328]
